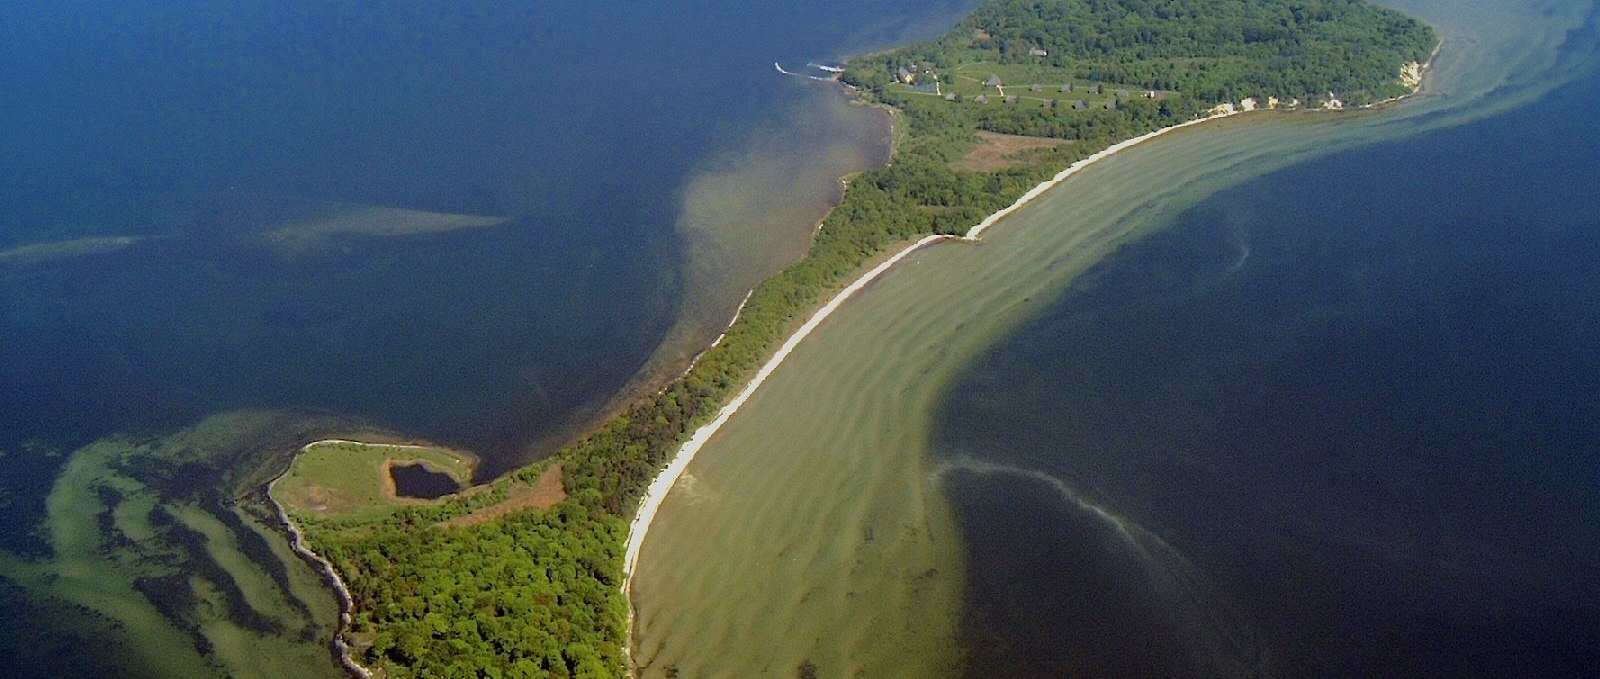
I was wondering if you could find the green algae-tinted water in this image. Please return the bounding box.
[630,0,1598,675]
[0,411,353,679]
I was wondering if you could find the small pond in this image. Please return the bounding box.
[389,463,461,499]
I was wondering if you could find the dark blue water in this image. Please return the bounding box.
[0,0,971,478]
[0,0,979,674]
[0,0,978,522]
[934,56,1600,678]
[388,463,459,500]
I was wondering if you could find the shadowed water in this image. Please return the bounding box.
[934,36,1600,676]
[389,464,460,500]
[931,459,1267,676]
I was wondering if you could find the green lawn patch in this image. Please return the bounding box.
[273,441,474,524]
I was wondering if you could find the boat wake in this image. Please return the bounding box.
[929,455,1272,675]
[1227,223,1252,274]
[928,457,1148,552]
[774,62,842,82]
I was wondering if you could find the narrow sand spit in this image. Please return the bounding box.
[964,110,1240,240]
[620,108,1253,634]
[621,230,953,585]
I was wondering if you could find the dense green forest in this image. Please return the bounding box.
[291,2,1435,677]
[846,0,1438,105]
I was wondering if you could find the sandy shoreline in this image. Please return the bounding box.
[615,53,1445,654]
[620,231,952,584]
[617,105,1270,656]
[963,110,1242,240]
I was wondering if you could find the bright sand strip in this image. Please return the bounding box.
[620,2,1600,669]
[621,231,951,585]
[964,110,1240,239]
[619,92,1451,586]
[620,108,1247,604]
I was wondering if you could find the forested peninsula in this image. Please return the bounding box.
[277,1,1436,676]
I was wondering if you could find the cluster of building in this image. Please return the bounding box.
[896,65,942,93]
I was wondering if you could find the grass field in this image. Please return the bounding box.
[888,60,1149,108]
[273,441,475,524]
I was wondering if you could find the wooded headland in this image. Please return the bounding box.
[276,2,1436,676]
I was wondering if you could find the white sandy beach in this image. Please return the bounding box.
[618,106,1259,641]
[621,231,952,585]
[616,80,1438,572]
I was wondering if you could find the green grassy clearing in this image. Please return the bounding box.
[273,441,474,524]
[890,60,1151,109]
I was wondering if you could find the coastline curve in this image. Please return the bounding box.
[621,39,1440,664]
[616,100,1351,663]
[266,439,453,679]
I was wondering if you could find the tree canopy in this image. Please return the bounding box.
[846,0,1437,105]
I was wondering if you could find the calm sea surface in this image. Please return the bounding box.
[933,45,1600,677]
[0,0,975,675]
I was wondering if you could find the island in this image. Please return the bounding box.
[271,1,1437,676]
